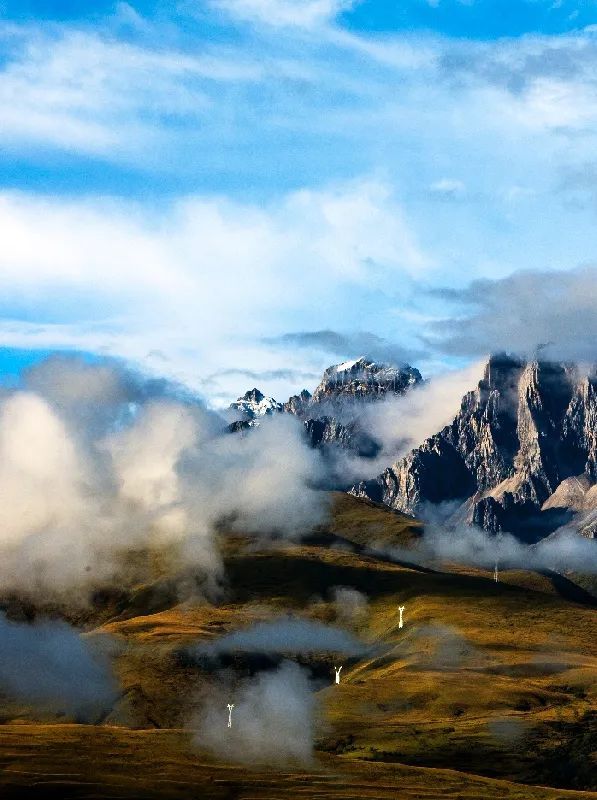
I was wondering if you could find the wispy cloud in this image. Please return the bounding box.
[0,25,262,160]
[3,16,597,172]
[264,330,425,365]
[430,178,466,197]
[1,6,597,396]
[209,0,355,28]
[0,181,428,401]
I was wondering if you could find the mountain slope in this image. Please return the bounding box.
[229,388,284,419]
[1,495,596,799]
[230,357,423,458]
[310,358,422,404]
[352,354,597,540]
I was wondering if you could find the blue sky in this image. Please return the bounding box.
[0,0,595,404]
[342,0,596,38]
[1,0,592,35]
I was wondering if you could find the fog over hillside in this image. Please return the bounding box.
[1,348,595,612]
[0,356,328,602]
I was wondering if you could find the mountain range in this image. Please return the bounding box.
[2,353,597,800]
[231,353,597,543]
[230,357,422,457]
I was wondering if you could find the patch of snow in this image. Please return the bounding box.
[335,358,363,373]
[230,391,283,419]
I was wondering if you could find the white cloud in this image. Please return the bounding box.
[363,360,485,462]
[1,14,597,402]
[423,0,476,8]
[2,18,597,181]
[497,77,597,131]
[430,178,466,196]
[193,661,316,766]
[210,0,354,28]
[0,181,428,401]
[0,27,262,157]
[0,392,86,549]
[0,360,328,600]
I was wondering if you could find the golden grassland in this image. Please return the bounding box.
[2,724,596,800]
[1,493,596,799]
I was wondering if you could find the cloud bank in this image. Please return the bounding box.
[418,506,597,574]
[2,15,597,401]
[265,329,425,367]
[0,614,117,720]
[0,181,427,403]
[0,356,328,602]
[428,266,597,363]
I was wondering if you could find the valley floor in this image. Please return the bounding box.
[1,723,596,800]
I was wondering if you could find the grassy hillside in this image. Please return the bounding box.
[1,493,596,799]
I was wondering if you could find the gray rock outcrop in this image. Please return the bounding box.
[351,354,597,542]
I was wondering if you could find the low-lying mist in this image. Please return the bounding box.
[0,356,329,604]
[333,586,368,624]
[372,502,597,576]
[422,501,597,573]
[192,660,316,766]
[0,613,118,720]
[194,616,365,658]
[3,352,593,611]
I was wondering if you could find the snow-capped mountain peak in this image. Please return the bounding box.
[229,388,283,419]
[334,357,363,373]
[312,357,422,403]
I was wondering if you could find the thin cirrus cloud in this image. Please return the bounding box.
[209,0,355,28]
[3,15,597,174]
[0,26,263,160]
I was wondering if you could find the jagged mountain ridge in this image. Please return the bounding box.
[229,387,284,419]
[311,358,422,404]
[229,357,423,457]
[351,354,597,541]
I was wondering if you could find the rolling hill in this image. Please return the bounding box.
[1,494,596,799]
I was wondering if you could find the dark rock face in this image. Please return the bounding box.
[304,417,354,449]
[230,358,422,459]
[284,390,312,416]
[303,417,380,459]
[298,358,422,456]
[311,358,422,405]
[351,354,597,541]
[562,377,597,481]
[229,388,283,419]
[227,419,254,434]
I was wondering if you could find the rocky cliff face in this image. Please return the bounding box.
[297,358,422,458]
[311,358,422,405]
[230,357,422,458]
[283,390,312,416]
[351,354,597,542]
